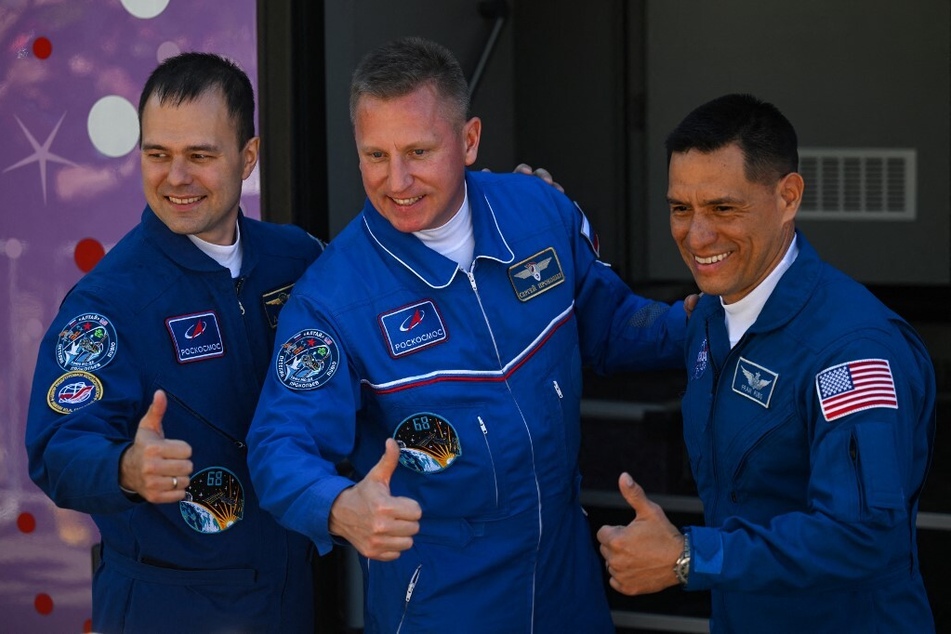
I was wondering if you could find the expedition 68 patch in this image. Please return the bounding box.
[394,412,461,474]
[276,328,339,390]
[55,313,117,372]
[179,466,244,534]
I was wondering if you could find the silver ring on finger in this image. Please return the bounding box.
[171,476,179,490]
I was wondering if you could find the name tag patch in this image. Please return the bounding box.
[508,247,565,302]
[166,312,225,363]
[379,300,448,358]
[732,357,778,408]
[262,283,295,328]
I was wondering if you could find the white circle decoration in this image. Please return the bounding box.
[87,96,139,158]
[156,41,181,62]
[120,0,170,19]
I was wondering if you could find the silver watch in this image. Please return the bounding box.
[674,531,691,586]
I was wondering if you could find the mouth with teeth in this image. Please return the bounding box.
[391,195,423,206]
[168,195,204,205]
[694,251,731,265]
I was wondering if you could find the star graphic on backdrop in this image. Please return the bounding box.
[4,113,78,205]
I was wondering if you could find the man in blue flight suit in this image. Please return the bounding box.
[26,53,323,633]
[247,36,689,633]
[597,93,936,633]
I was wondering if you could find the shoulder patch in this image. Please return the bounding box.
[56,313,117,372]
[47,371,104,414]
[508,247,565,302]
[378,300,448,358]
[576,202,600,257]
[276,328,339,390]
[165,312,225,363]
[816,358,897,422]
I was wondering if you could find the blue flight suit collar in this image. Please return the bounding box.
[360,171,515,289]
[695,230,822,337]
[141,205,256,276]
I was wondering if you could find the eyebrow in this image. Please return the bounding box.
[666,195,743,206]
[141,143,220,153]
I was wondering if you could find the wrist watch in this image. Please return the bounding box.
[674,531,691,586]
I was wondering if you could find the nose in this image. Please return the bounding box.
[166,156,193,186]
[682,212,717,250]
[387,156,412,193]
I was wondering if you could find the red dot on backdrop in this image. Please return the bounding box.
[17,512,36,533]
[83,618,93,633]
[34,593,54,615]
[33,37,52,59]
[75,238,105,272]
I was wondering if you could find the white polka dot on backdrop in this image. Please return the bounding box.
[120,0,170,20]
[87,96,139,158]
[156,40,181,62]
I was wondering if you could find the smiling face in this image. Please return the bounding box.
[353,83,481,233]
[668,143,802,304]
[140,89,259,245]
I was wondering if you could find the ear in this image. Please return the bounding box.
[241,136,261,180]
[777,171,803,222]
[462,117,482,167]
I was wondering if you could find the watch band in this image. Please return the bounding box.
[674,531,691,586]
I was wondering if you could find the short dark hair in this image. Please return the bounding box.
[665,93,798,184]
[138,52,255,149]
[349,36,470,128]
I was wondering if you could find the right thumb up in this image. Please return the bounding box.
[136,389,167,440]
[366,438,402,488]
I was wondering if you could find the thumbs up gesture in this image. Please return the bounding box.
[596,473,684,595]
[329,438,422,561]
[119,390,193,503]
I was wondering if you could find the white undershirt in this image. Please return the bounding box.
[188,221,244,278]
[722,234,799,348]
[413,184,475,271]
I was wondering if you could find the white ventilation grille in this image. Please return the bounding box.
[798,148,916,220]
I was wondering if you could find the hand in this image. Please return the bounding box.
[596,473,683,595]
[513,163,564,193]
[328,438,422,561]
[683,292,701,319]
[119,390,193,503]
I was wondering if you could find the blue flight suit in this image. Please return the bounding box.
[247,170,687,633]
[26,207,323,633]
[682,232,935,632]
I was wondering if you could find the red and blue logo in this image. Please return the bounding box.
[165,311,225,363]
[47,371,103,414]
[379,300,447,358]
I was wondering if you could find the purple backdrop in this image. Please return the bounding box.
[0,2,258,631]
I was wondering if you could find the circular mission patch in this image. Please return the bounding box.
[275,328,339,390]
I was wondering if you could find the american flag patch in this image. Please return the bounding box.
[815,358,898,422]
